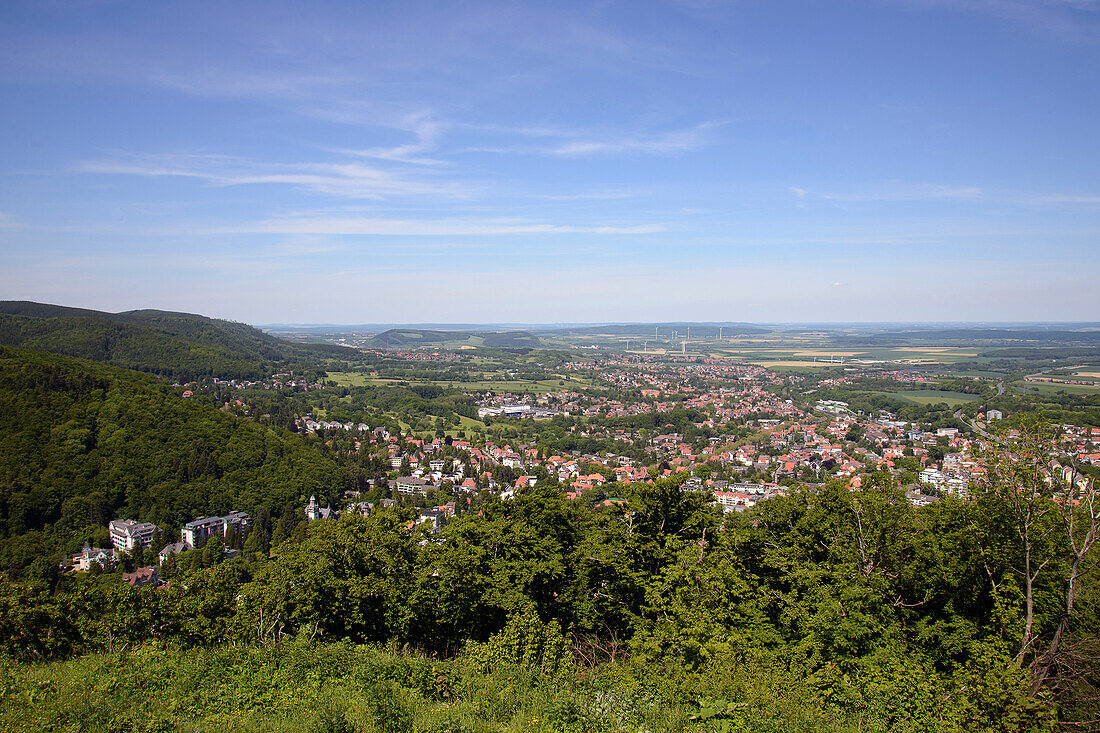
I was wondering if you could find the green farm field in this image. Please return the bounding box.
[325,371,377,386]
[746,361,838,371]
[877,389,981,406]
[719,345,984,365]
[1015,381,1100,395]
[1057,368,1100,382]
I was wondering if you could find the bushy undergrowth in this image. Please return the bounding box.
[0,636,1053,733]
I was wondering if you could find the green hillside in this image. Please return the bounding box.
[0,346,347,570]
[0,301,362,381]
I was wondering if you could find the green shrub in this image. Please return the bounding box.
[464,606,569,678]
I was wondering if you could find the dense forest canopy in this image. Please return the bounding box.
[0,301,361,381]
[0,346,348,570]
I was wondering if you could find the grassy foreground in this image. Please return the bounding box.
[0,639,916,733]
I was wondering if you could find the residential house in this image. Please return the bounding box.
[417,508,447,532]
[158,541,190,564]
[122,566,160,588]
[306,495,338,520]
[72,541,116,571]
[348,501,373,517]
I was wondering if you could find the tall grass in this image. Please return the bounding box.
[0,640,1030,733]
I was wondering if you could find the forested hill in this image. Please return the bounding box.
[0,301,361,381]
[0,346,347,570]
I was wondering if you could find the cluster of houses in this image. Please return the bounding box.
[67,510,253,581]
[156,351,1100,557]
[70,537,166,588]
[329,365,1036,511]
[303,394,950,514]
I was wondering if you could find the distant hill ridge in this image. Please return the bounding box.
[833,328,1100,347]
[366,328,543,348]
[0,301,360,381]
[538,322,770,338]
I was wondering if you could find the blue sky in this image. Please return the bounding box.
[1,0,1098,324]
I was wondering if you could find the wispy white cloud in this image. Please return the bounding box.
[791,183,1100,208]
[150,67,355,101]
[465,120,728,158]
[154,66,458,167]
[803,183,985,202]
[554,119,726,155]
[231,215,665,237]
[78,153,470,200]
[0,212,20,228]
[335,113,447,166]
[265,240,346,257]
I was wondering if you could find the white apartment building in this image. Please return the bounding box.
[108,519,157,552]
